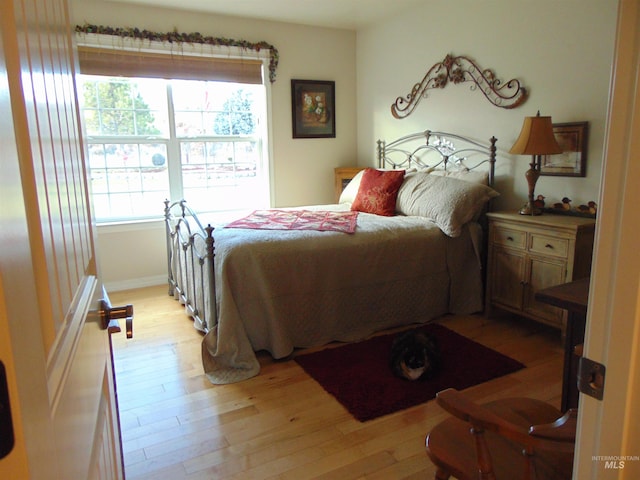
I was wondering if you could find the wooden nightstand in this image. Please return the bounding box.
[485,212,595,333]
[334,167,364,202]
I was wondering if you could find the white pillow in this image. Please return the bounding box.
[396,172,499,237]
[338,169,365,204]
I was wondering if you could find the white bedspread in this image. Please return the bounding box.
[196,204,484,384]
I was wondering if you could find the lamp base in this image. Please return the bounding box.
[519,203,543,216]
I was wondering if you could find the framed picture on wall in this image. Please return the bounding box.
[540,121,589,177]
[291,79,335,138]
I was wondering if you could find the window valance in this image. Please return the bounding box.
[77,46,263,84]
[74,24,279,83]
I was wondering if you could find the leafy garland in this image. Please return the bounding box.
[74,23,279,83]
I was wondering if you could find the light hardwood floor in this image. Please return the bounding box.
[110,285,565,479]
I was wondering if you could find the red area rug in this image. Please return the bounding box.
[225,209,358,233]
[294,323,525,422]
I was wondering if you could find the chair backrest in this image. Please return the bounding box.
[426,388,576,480]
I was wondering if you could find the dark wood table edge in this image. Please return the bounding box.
[535,277,589,315]
[536,276,590,412]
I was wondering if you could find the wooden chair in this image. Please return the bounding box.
[425,388,577,480]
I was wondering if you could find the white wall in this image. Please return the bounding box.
[71,0,358,289]
[356,0,618,212]
[95,221,167,290]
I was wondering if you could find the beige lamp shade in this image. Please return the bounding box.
[509,112,563,155]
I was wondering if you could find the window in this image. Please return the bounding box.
[78,75,269,222]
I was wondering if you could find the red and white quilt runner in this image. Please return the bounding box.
[225,209,358,234]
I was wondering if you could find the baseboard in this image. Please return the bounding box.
[104,275,167,293]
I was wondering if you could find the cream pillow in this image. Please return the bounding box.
[396,172,499,237]
[428,169,490,185]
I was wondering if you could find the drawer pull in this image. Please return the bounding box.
[507,236,514,241]
[545,243,554,249]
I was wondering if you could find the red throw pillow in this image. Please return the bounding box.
[351,168,405,216]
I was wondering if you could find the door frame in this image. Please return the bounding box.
[574,0,640,478]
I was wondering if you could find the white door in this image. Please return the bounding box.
[0,0,125,478]
[573,0,640,478]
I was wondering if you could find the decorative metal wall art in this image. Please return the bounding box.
[391,54,528,119]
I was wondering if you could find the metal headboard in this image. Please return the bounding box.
[377,130,497,186]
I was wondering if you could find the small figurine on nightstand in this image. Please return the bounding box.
[576,201,598,216]
[552,197,572,211]
[575,204,590,214]
[533,195,546,209]
[520,195,547,215]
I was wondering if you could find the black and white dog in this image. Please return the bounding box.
[389,329,441,381]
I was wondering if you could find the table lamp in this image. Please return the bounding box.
[509,111,563,215]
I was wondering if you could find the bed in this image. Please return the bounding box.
[164,130,499,384]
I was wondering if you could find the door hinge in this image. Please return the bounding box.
[577,356,606,400]
[0,361,15,459]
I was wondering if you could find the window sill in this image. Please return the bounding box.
[96,218,164,234]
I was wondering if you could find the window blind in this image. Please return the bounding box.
[77,46,263,84]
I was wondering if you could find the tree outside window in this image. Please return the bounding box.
[79,76,268,222]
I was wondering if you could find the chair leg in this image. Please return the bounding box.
[435,468,451,480]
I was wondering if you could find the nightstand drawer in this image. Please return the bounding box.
[529,234,569,258]
[492,226,526,249]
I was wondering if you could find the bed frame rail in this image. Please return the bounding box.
[164,199,217,332]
